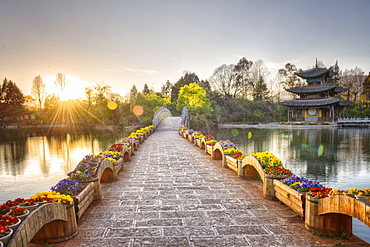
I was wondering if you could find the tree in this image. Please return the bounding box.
[129,84,138,104]
[132,93,170,124]
[142,83,150,94]
[249,60,270,101]
[30,75,46,110]
[209,64,237,99]
[161,80,172,96]
[54,73,67,97]
[171,71,200,102]
[233,57,253,99]
[338,66,366,102]
[361,73,370,102]
[278,63,304,89]
[0,78,25,121]
[84,86,93,110]
[176,83,213,116]
[93,82,111,103]
[43,94,59,111]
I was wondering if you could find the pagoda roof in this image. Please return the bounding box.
[334,87,348,93]
[286,84,336,94]
[338,99,353,106]
[295,67,337,79]
[280,97,341,107]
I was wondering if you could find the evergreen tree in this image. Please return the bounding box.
[129,84,138,103]
[142,83,150,94]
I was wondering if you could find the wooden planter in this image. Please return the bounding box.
[196,138,202,147]
[225,155,240,173]
[29,203,78,245]
[73,182,94,220]
[305,195,352,237]
[113,158,124,177]
[205,145,213,155]
[77,177,101,202]
[274,180,306,217]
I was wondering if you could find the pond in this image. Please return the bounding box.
[0,126,369,243]
[209,126,370,243]
[0,127,125,202]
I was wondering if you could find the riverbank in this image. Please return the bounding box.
[218,122,340,129]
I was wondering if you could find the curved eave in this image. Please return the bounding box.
[286,84,336,94]
[295,68,330,78]
[339,100,353,106]
[334,87,348,93]
[280,97,341,107]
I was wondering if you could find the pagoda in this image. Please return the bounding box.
[280,60,351,123]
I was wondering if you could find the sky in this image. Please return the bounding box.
[1,0,370,99]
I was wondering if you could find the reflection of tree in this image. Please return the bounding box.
[0,129,27,176]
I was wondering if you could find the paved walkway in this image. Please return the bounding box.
[50,117,368,247]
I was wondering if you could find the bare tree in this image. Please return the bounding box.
[209,64,237,98]
[338,66,366,101]
[30,75,46,110]
[54,73,67,97]
[93,82,111,103]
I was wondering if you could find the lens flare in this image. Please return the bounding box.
[231,129,239,136]
[133,105,144,116]
[107,101,117,110]
[318,144,324,156]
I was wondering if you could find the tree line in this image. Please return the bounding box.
[1,58,370,129]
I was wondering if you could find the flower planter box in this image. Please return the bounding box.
[0,228,13,246]
[113,158,124,177]
[225,155,240,173]
[273,180,305,217]
[77,177,101,202]
[305,195,352,236]
[205,145,213,155]
[31,203,78,244]
[196,138,202,147]
[73,182,94,220]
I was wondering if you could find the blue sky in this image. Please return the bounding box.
[1,0,369,98]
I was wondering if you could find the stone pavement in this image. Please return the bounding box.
[43,117,369,247]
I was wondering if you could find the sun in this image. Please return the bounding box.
[44,75,90,101]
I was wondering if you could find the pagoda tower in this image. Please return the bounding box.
[280,60,351,123]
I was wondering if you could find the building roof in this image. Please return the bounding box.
[334,87,348,93]
[286,84,336,94]
[295,67,337,79]
[280,97,341,107]
[338,99,353,106]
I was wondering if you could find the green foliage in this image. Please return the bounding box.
[132,93,170,125]
[190,113,212,130]
[176,83,213,116]
[171,72,200,102]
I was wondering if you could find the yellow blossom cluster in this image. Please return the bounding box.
[179,125,185,130]
[249,151,283,168]
[30,191,73,205]
[223,148,243,154]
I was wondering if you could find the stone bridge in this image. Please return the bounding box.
[6,108,369,247]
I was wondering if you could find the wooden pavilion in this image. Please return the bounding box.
[280,60,352,123]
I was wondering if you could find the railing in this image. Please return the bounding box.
[338,117,370,123]
[180,106,190,128]
[152,107,172,128]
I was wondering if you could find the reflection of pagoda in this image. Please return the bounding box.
[280,60,352,123]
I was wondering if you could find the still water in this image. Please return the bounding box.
[0,126,369,242]
[209,127,370,243]
[0,127,125,201]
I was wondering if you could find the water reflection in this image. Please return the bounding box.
[210,127,370,189]
[0,128,126,201]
